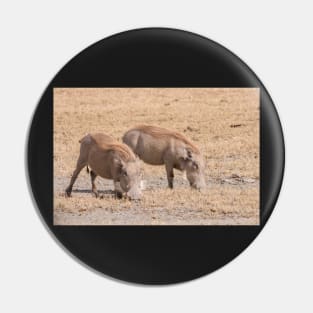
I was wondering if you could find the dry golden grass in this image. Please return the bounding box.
[54,88,259,225]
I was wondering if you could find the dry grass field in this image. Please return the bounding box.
[54,88,259,225]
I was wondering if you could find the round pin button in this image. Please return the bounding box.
[27,28,284,284]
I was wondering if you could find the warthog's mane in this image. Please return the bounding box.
[103,143,136,161]
[132,125,200,154]
[84,133,137,162]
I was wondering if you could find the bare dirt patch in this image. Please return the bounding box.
[54,88,259,225]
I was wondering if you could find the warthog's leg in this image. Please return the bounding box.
[90,170,98,198]
[114,181,123,199]
[65,159,86,197]
[165,162,174,189]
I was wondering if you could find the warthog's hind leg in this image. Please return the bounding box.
[90,170,98,198]
[65,158,86,197]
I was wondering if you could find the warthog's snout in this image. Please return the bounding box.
[191,184,206,192]
[190,176,206,191]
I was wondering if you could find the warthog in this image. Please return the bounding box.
[122,125,206,190]
[65,133,142,200]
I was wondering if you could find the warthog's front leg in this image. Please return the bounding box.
[165,162,174,189]
[114,180,123,199]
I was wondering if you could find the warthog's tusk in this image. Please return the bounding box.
[140,180,147,190]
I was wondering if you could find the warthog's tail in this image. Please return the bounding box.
[79,133,91,144]
[86,165,90,174]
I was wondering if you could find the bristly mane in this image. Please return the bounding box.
[102,143,136,161]
[131,125,200,154]
[85,133,137,161]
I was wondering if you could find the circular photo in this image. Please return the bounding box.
[28,28,284,284]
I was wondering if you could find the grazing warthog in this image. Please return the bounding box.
[122,125,206,190]
[65,133,142,200]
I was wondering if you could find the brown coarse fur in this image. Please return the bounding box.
[130,125,200,154]
[79,132,114,145]
[105,143,136,162]
[82,133,136,162]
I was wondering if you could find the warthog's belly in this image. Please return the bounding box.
[139,153,164,165]
[137,136,166,165]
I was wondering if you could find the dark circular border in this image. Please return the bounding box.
[27,28,285,284]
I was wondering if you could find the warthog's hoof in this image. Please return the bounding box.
[92,191,99,198]
[65,188,72,197]
[115,191,123,199]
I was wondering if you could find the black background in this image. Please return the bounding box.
[27,28,284,284]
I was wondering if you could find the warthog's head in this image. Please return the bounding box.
[118,158,142,200]
[181,148,206,191]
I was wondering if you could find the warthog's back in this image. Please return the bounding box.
[123,125,200,165]
[80,133,133,158]
[133,125,199,153]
